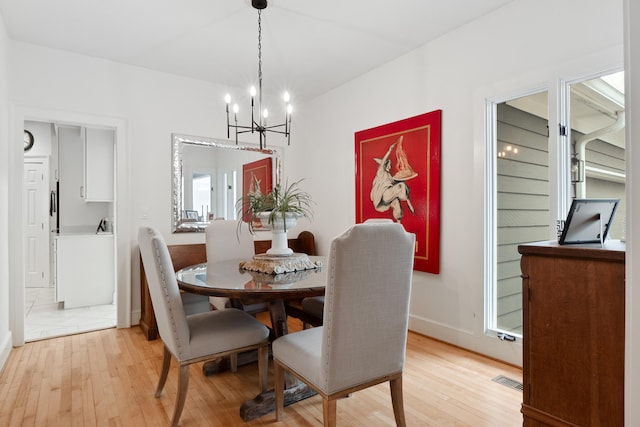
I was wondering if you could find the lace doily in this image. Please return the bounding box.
[239,253,321,275]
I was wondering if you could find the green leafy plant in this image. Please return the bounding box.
[237,179,314,235]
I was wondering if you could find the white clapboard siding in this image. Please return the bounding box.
[573,130,626,238]
[584,178,626,238]
[495,103,549,334]
[497,243,521,262]
[577,135,626,173]
[497,276,522,299]
[497,193,549,210]
[497,227,548,246]
[497,259,524,281]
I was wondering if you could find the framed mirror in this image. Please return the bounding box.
[172,133,281,232]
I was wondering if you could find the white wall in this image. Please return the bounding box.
[24,120,54,157]
[288,0,624,365]
[0,10,11,370]
[1,0,627,365]
[624,0,640,423]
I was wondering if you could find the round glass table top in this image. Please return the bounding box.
[175,256,327,301]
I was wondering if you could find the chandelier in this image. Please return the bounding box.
[225,0,292,149]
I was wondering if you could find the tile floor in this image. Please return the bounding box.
[24,287,116,342]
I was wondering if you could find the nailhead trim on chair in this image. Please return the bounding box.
[321,236,339,391]
[152,238,185,359]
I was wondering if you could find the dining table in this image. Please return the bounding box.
[175,255,326,421]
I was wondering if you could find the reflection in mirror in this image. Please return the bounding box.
[172,134,281,232]
[192,173,212,219]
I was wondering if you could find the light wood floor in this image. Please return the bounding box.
[0,315,523,426]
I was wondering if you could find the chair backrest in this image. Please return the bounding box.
[320,222,415,394]
[138,226,191,360]
[205,219,254,262]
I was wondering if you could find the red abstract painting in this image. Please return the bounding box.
[242,157,273,224]
[355,110,442,274]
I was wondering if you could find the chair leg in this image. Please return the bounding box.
[170,364,190,427]
[230,352,238,372]
[390,376,407,427]
[274,362,285,421]
[322,397,337,427]
[155,345,172,397]
[258,344,268,393]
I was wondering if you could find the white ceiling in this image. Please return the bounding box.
[0,0,515,103]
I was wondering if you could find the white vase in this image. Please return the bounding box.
[259,212,299,256]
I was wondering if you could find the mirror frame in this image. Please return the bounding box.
[171,133,281,233]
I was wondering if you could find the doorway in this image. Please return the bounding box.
[22,120,117,342]
[10,108,130,347]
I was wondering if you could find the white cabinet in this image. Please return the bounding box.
[55,234,115,309]
[83,128,114,202]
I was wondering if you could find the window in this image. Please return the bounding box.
[491,91,550,336]
[486,71,625,339]
[192,172,212,221]
[569,72,626,238]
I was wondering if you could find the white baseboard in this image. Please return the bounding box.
[409,314,474,343]
[409,314,522,367]
[130,309,141,326]
[0,331,13,375]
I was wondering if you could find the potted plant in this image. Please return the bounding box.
[237,179,314,255]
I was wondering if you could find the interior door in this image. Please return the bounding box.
[24,159,50,287]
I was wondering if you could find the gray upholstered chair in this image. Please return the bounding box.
[138,226,270,427]
[180,292,211,315]
[205,219,253,311]
[272,222,415,426]
[205,219,268,314]
[297,220,392,329]
[205,219,269,371]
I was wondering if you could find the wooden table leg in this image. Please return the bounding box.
[240,382,317,421]
[268,299,289,337]
[202,351,258,376]
[239,299,316,421]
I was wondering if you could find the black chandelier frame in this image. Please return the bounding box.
[225,0,291,149]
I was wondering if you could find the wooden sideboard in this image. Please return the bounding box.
[139,231,317,340]
[518,240,625,427]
